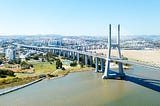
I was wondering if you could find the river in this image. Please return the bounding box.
[0,65,160,106]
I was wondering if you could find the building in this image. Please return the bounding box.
[5,48,16,60]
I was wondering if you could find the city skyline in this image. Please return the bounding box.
[0,0,160,36]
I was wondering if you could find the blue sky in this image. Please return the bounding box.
[0,0,160,36]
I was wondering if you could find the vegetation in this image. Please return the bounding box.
[45,52,56,62]
[0,51,107,89]
[33,55,39,60]
[25,57,30,61]
[79,61,85,68]
[0,76,39,89]
[0,69,15,78]
[0,59,3,65]
[31,62,56,73]
[70,61,77,67]
[56,59,62,69]
[8,59,21,64]
[21,61,33,69]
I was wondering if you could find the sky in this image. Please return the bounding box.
[0,0,160,36]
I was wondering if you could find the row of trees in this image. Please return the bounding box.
[25,52,57,62]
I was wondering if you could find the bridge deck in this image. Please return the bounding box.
[14,43,160,70]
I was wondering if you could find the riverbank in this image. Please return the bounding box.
[48,66,94,80]
[0,77,45,96]
[0,54,130,89]
[47,65,95,80]
[0,76,39,89]
[0,60,94,89]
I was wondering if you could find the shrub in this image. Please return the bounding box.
[21,61,33,69]
[62,67,65,70]
[39,74,46,78]
[47,74,55,78]
[0,69,15,77]
[33,55,39,60]
[70,61,77,67]
[0,59,3,65]
[25,57,30,61]
[56,59,63,69]
[80,62,84,68]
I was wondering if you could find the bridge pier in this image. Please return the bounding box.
[85,55,88,65]
[77,53,80,63]
[53,49,56,55]
[67,51,70,58]
[72,52,75,60]
[100,59,105,72]
[95,57,99,72]
[63,51,65,57]
[58,50,61,55]
[90,56,93,66]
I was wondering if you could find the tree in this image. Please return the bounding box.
[42,58,45,62]
[0,59,3,65]
[16,58,21,64]
[21,61,33,69]
[70,61,77,67]
[80,62,84,68]
[0,69,15,77]
[56,59,63,69]
[33,55,39,60]
[25,57,30,61]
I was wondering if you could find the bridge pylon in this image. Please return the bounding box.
[102,24,125,79]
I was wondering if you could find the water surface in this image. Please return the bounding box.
[0,65,160,106]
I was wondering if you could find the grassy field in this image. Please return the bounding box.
[30,61,56,73]
[0,58,94,89]
[0,60,56,89]
[0,76,38,89]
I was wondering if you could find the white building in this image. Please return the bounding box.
[19,54,26,61]
[5,48,16,60]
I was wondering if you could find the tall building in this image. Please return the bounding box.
[5,48,16,60]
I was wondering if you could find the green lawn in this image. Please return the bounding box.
[30,61,56,74]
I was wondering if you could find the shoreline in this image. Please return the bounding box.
[0,57,130,91]
[0,64,130,95]
[0,67,94,95]
[49,66,95,80]
[0,66,94,90]
[0,77,45,96]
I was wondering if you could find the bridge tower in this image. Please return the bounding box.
[102,24,125,79]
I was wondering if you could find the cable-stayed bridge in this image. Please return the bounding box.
[13,24,160,79]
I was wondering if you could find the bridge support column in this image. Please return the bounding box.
[58,50,61,55]
[67,51,70,58]
[53,49,56,55]
[60,50,63,56]
[85,55,88,65]
[63,51,65,57]
[72,52,75,60]
[90,56,93,66]
[95,57,99,72]
[56,50,59,55]
[101,59,105,72]
[77,53,80,63]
